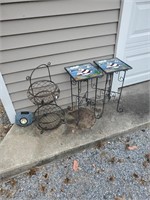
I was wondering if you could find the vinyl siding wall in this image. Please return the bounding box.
[0,0,121,112]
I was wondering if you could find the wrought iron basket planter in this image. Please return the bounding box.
[26,62,65,131]
[34,104,65,130]
[27,63,60,105]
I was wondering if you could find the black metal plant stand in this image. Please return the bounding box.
[65,63,103,125]
[26,62,65,132]
[94,57,132,114]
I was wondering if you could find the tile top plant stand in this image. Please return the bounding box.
[65,63,102,82]
[94,57,132,113]
[65,63,103,125]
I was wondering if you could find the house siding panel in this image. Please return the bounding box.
[0,0,121,111]
[0,23,117,50]
[1,0,120,20]
[1,35,116,63]
[1,10,119,36]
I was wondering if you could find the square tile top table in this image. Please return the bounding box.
[94,58,132,74]
[65,63,103,81]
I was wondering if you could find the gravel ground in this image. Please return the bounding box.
[0,126,150,200]
[0,102,11,142]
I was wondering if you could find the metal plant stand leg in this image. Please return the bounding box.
[116,70,126,112]
[70,77,74,110]
[108,73,113,100]
[86,79,89,106]
[70,78,80,125]
[94,77,98,117]
[77,81,80,125]
[100,74,109,117]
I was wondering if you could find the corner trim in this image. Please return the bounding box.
[0,72,16,124]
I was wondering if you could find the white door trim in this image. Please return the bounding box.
[112,0,133,92]
[115,0,133,59]
[0,72,16,124]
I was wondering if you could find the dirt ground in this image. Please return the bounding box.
[0,102,12,142]
[0,104,96,142]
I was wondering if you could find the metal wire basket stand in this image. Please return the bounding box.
[26,62,65,132]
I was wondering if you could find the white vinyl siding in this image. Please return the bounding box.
[0,0,121,112]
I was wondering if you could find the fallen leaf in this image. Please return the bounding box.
[39,185,46,193]
[92,164,96,168]
[0,188,6,195]
[73,160,79,171]
[44,173,48,179]
[109,157,116,163]
[114,196,125,200]
[7,178,17,187]
[61,188,64,192]
[126,137,130,142]
[117,159,124,163]
[145,153,150,162]
[139,178,147,185]
[96,141,105,149]
[28,168,39,177]
[143,161,148,168]
[108,175,115,182]
[0,188,16,198]
[133,173,139,178]
[126,145,138,150]
[64,177,70,184]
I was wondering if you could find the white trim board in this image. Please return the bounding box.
[115,0,133,60]
[0,72,16,124]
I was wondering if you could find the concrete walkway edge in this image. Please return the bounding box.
[1,122,149,181]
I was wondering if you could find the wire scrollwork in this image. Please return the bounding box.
[91,78,97,89]
[115,71,125,82]
[71,78,77,86]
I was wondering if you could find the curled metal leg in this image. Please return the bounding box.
[117,106,123,113]
[116,71,126,112]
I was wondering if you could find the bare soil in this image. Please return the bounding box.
[65,107,96,133]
